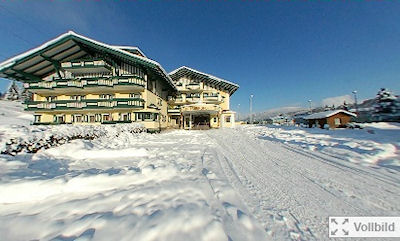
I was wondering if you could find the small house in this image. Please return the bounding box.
[304,110,357,129]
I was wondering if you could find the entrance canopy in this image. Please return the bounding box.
[0,31,176,91]
[181,103,220,114]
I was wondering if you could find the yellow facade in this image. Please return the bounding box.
[167,69,238,130]
[0,32,238,131]
[25,59,171,132]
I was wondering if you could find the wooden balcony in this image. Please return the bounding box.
[203,95,222,103]
[25,75,145,93]
[25,98,145,111]
[61,60,112,74]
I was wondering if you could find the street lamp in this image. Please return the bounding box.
[237,104,240,121]
[250,95,254,124]
[352,90,358,114]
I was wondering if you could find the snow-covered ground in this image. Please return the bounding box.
[0,100,399,240]
[243,123,400,169]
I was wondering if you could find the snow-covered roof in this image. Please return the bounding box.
[0,31,176,90]
[112,45,147,58]
[169,66,239,95]
[304,110,357,120]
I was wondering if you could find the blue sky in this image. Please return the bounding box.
[0,1,399,114]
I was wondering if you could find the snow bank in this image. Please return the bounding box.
[0,100,146,155]
[241,124,400,168]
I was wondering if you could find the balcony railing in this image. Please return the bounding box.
[186,97,201,103]
[25,98,145,111]
[25,75,145,90]
[167,106,181,113]
[186,84,201,90]
[168,96,184,103]
[203,95,222,102]
[61,60,112,74]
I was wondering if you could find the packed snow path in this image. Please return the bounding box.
[206,127,400,240]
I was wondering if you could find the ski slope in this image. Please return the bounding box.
[0,100,399,240]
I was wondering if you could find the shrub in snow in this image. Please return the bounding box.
[1,123,146,156]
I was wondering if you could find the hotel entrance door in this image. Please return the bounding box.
[193,115,210,130]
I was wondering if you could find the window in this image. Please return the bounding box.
[89,115,95,123]
[100,94,114,99]
[188,93,200,98]
[119,113,131,121]
[46,96,57,102]
[103,114,111,121]
[334,118,341,126]
[137,113,144,121]
[214,117,217,123]
[226,116,231,123]
[34,115,41,123]
[54,115,65,123]
[129,93,141,98]
[70,95,86,101]
[73,115,82,122]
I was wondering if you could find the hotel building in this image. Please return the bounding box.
[0,31,239,131]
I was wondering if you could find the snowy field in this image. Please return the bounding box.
[0,100,399,241]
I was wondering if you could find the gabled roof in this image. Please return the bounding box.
[112,46,147,58]
[169,66,239,95]
[0,31,176,90]
[304,110,357,120]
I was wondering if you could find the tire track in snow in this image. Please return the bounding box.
[200,147,269,241]
[251,134,400,213]
[206,128,400,240]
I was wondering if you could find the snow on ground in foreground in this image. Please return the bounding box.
[242,124,400,169]
[0,100,399,241]
[0,100,266,241]
[0,121,266,240]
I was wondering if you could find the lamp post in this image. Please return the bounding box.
[237,104,240,121]
[250,94,254,124]
[308,100,312,113]
[352,90,358,114]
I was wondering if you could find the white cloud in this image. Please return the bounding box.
[321,95,354,107]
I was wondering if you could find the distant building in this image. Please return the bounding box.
[304,110,357,129]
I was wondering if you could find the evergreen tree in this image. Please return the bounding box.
[4,81,20,101]
[342,101,349,111]
[20,86,32,102]
[374,88,398,114]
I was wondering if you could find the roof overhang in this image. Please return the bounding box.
[0,31,176,91]
[169,66,239,95]
[112,45,147,58]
